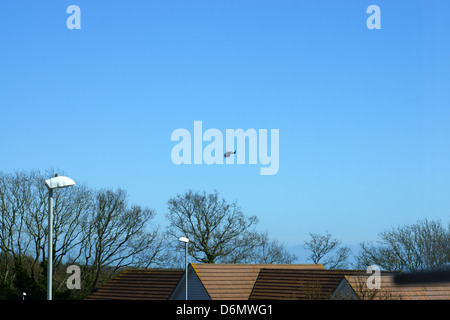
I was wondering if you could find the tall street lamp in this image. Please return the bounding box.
[44,174,76,300]
[178,237,189,300]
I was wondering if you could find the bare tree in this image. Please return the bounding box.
[0,169,92,297]
[0,170,168,299]
[78,188,168,293]
[0,171,31,285]
[245,232,297,264]
[356,219,450,272]
[166,190,296,264]
[166,190,259,263]
[304,231,350,269]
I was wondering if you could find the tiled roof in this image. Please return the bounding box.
[86,269,184,300]
[191,263,324,300]
[249,269,365,300]
[345,275,450,300]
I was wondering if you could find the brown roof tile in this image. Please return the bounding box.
[191,263,324,300]
[86,269,184,300]
[249,269,365,300]
[346,275,450,300]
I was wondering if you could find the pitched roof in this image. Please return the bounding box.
[191,263,324,300]
[249,269,366,300]
[344,275,450,300]
[86,269,184,300]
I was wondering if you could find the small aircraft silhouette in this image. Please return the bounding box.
[224,150,236,158]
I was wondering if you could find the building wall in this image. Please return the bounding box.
[330,279,359,300]
[170,266,210,300]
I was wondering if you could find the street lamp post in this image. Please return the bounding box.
[178,237,189,300]
[45,174,75,300]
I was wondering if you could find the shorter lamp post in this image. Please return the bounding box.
[44,174,76,301]
[178,237,189,300]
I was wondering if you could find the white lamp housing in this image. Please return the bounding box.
[45,174,76,189]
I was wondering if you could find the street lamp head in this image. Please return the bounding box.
[179,237,189,243]
[45,174,76,190]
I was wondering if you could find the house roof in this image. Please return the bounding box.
[86,269,184,300]
[249,269,366,300]
[191,263,324,300]
[344,275,450,300]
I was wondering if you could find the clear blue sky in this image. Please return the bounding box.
[1,1,449,255]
